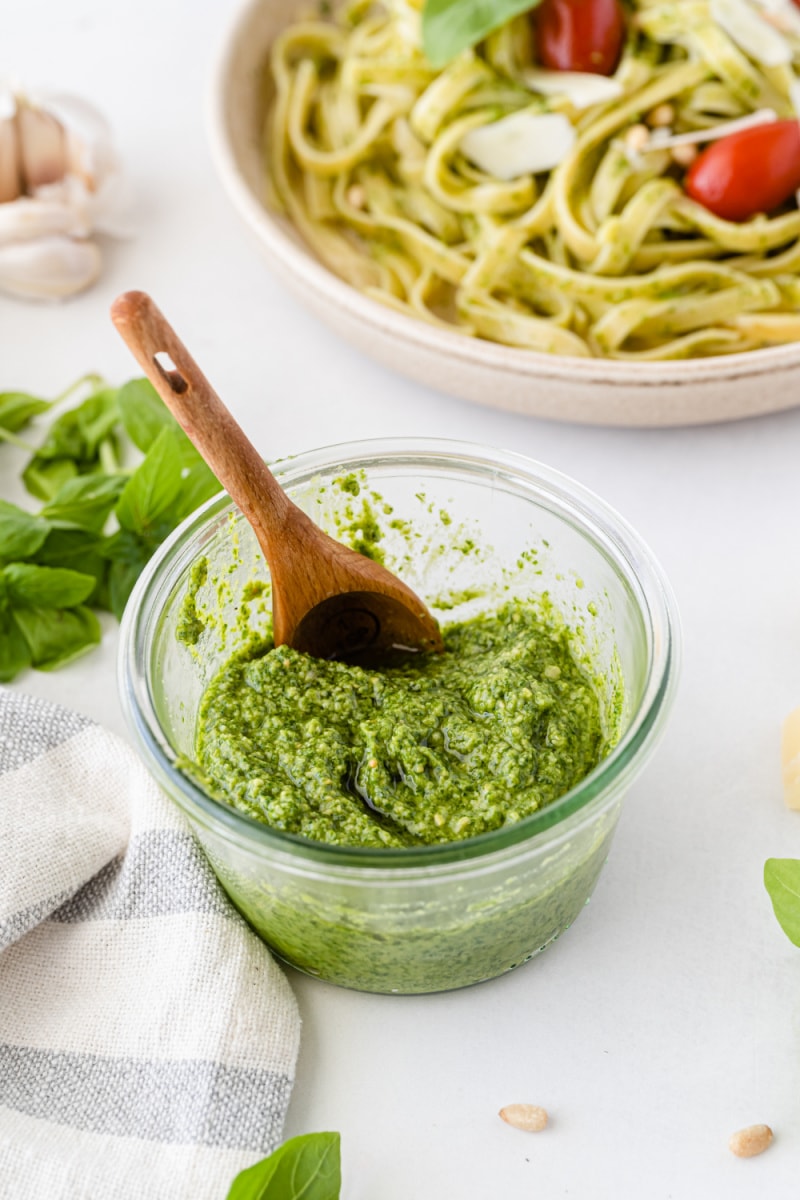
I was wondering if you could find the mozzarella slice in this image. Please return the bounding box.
[521,68,623,110]
[710,0,793,66]
[460,111,575,180]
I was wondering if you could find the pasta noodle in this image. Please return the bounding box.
[267,0,800,359]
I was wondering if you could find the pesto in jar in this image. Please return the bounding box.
[195,597,614,850]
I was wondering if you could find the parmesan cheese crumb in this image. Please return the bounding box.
[521,68,623,111]
[644,108,777,153]
[711,0,793,66]
[460,111,576,180]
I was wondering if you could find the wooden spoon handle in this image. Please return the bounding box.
[110,290,296,551]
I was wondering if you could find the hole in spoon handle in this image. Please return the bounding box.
[153,351,189,396]
[110,292,200,401]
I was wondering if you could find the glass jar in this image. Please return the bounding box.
[119,438,680,993]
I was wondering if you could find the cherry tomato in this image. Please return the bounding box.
[685,120,800,222]
[533,0,626,76]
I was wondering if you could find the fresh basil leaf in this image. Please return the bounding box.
[422,0,540,67]
[171,439,222,523]
[108,558,147,620]
[22,457,80,503]
[0,391,51,434]
[32,387,119,460]
[41,474,128,534]
[102,528,156,620]
[174,465,222,523]
[23,387,121,501]
[117,377,177,452]
[226,1132,341,1200]
[3,563,96,609]
[764,858,800,947]
[12,604,101,670]
[0,500,50,562]
[0,611,32,681]
[0,370,220,670]
[115,426,184,533]
[34,528,110,607]
[101,526,154,568]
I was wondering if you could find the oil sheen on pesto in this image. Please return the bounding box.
[195,597,613,850]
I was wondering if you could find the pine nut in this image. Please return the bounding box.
[499,1104,548,1132]
[647,103,675,127]
[346,183,366,209]
[728,1124,774,1157]
[624,123,650,152]
[671,143,699,168]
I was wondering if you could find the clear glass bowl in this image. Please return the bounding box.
[119,438,680,994]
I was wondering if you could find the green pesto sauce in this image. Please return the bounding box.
[213,819,617,993]
[195,597,612,850]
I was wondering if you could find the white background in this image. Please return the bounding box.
[4,1,800,1196]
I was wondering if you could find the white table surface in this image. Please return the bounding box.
[5,2,800,1196]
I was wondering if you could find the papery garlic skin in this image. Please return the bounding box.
[0,196,89,244]
[39,171,136,240]
[0,86,131,300]
[0,235,101,299]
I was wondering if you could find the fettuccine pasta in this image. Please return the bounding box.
[267,0,800,359]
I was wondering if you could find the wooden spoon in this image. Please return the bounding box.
[110,291,443,664]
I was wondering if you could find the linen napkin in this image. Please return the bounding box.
[0,687,301,1200]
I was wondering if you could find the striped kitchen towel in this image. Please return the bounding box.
[0,688,301,1200]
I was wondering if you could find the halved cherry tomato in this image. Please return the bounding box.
[533,0,626,76]
[685,120,800,222]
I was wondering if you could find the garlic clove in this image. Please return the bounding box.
[0,195,90,244]
[0,113,22,204]
[28,91,135,238]
[0,234,101,299]
[37,92,117,192]
[0,88,131,301]
[0,89,22,203]
[33,173,135,240]
[17,100,69,191]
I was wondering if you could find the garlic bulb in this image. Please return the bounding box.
[0,87,131,300]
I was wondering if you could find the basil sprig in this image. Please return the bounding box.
[226,1132,341,1200]
[0,375,221,681]
[0,391,51,437]
[765,858,800,947]
[422,0,541,68]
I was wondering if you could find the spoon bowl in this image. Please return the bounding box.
[109,291,443,663]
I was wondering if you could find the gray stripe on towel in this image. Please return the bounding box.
[0,889,76,953]
[0,690,91,776]
[51,829,233,923]
[0,1045,291,1151]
